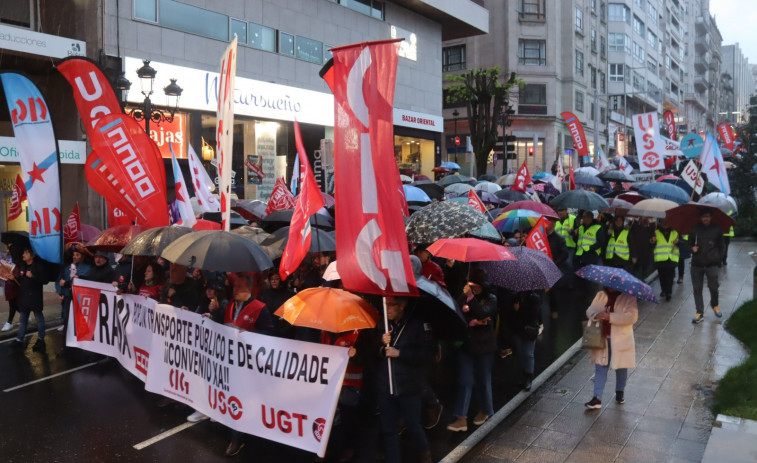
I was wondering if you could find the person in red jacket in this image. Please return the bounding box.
[414,244,446,287]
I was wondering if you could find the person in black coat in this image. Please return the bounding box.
[447,267,498,432]
[86,251,115,284]
[258,271,295,338]
[509,291,543,391]
[13,248,47,351]
[375,296,434,463]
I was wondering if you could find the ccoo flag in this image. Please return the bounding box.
[1,73,62,264]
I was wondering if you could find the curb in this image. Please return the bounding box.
[440,269,659,463]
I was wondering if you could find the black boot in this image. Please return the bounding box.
[523,372,533,391]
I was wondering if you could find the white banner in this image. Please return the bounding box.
[681,160,704,194]
[216,37,238,231]
[67,281,348,457]
[632,112,664,172]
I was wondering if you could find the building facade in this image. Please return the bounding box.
[721,44,754,125]
[682,0,721,134]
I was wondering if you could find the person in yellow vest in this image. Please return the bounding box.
[555,208,577,258]
[722,225,734,266]
[605,215,633,271]
[573,211,606,268]
[650,218,679,302]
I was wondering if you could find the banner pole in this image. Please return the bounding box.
[383,297,394,396]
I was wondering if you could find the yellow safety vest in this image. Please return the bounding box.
[724,226,734,237]
[576,224,602,256]
[606,229,630,261]
[555,215,576,248]
[653,229,680,263]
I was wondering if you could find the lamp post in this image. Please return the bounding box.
[114,59,183,136]
[452,109,460,164]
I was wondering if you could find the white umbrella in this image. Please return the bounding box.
[495,174,517,187]
[323,261,340,281]
[575,166,600,176]
[473,181,502,194]
[400,174,413,184]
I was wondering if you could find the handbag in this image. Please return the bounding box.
[581,317,606,349]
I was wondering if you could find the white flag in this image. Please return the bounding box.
[169,143,197,228]
[467,136,476,179]
[618,156,634,175]
[595,147,611,172]
[681,160,704,195]
[700,132,731,194]
[187,144,220,213]
[290,154,300,195]
[216,37,238,231]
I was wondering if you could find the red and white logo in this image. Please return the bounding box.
[312,418,326,442]
[134,346,149,376]
[209,386,243,420]
[169,368,189,395]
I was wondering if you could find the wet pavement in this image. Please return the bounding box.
[456,239,753,463]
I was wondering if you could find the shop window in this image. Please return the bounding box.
[158,0,228,41]
[230,18,247,43]
[443,45,466,72]
[249,22,276,52]
[279,32,295,56]
[0,0,33,28]
[296,36,323,64]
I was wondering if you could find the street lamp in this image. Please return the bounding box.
[115,59,183,135]
[452,109,459,163]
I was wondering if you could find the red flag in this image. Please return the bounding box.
[63,203,81,245]
[86,114,169,227]
[467,189,487,214]
[279,121,326,281]
[57,58,123,134]
[324,40,417,296]
[108,204,132,227]
[72,284,101,341]
[266,178,297,215]
[718,122,735,150]
[663,111,676,141]
[569,158,576,190]
[561,112,589,158]
[510,162,531,192]
[8,174,26,221]
[525,216,552,259]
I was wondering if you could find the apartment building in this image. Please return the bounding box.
[443,0,609,175]
[721,44,754,125]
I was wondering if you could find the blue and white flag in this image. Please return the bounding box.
[1,73,61,264]
[169,142,197,227]
[290,153,300,195]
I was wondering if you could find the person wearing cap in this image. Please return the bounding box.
[86,251,115,284]
[688,209,725,324]
[447,267,497,432]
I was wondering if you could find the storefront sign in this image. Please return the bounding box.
[126,110,187,159]
[251,123,277,199]
[0,136,86,164]
[0,24,85,59]
[393,108,443,133]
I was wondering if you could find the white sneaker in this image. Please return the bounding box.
[57,325,65,332]
[187,410,209,422]
[1,322,12,332]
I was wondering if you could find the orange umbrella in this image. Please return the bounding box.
[274,287,378,333]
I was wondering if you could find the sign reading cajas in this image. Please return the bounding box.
[0,137,86,164]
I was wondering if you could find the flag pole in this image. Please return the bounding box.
[382,296,394,396]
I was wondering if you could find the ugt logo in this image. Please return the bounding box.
[168,368,189,394]
[11,97,48,124]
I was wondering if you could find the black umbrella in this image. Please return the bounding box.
[414,276,466,341]
[494,189,531,203]
[550,189,610,211]
[405,201,488,243]
[260,209,335,232]
[598,170,635,182]
[412,183,445,201]
[478,174,498,182]
[261,227,337,252]
[574,174,608,188]
[201,211,248,229]
[0,231,60,283]
[121,226,196,256]
[437,174,473,187]
[161,230,273,272]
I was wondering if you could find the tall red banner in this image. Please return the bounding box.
[72,284,101,341]
[510,161,532,192]
[663,111,676,141]
[87,114,169,227]
[63,202,81,245]
[561,112,589,158]
[718,123,735,150]
[324,40,417,296]
[57,57,122,133]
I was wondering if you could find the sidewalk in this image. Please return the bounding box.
[0,283,64,341]
[456,238,754,463]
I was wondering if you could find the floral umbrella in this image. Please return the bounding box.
[405,200,488,243]
[575,264,657,303]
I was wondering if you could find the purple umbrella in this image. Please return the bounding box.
[480,246,563,291]
[575,265,657,303]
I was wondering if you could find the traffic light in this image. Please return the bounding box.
[505,135,517,159]
[454,136,460,146]
[528,146,534,156]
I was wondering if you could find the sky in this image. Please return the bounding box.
[710,1,757,63]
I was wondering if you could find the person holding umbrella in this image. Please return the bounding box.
[689,209,725,323]
[651,218,679,302]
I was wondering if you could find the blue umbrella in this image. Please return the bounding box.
[639,182,689,205]
[441,161,461,170]
[574,174,608,188]
[575,265,657,303]
[403,185,432,204]
[660,178,693,195]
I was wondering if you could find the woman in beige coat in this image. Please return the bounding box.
[584,287,638,409]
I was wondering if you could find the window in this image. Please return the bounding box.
[575,50,584,75]
[279,32,295,56]
[633,71,645,90]
[600,36,606,59]
[575,91,584,112]
[296,36,323,64]
[134,0,157,22]
[340,0,385,20]
[647,30,657,49]
[443,45,466,71]
[632,41,645,62]
[591,29,597,53]
[159,0,229,41]
[590,102,595,121]
[633,15,645,35]
[518,40,546,65]
[575,7,584,33]
[634,0,644,7]
[647,57,657,74]
[519,84,547,105]
[591,0,597,14]
[647,3,657,24]
[600,1,606,22]
[609,63,624,82]
[609,4,630,23]
[520,0,545,20]
[599,71,606,92]
[231,19,247,43]
[590,66,597,89]
[249,22,276,52]
[601,107,607,124]
[608,33,630,53]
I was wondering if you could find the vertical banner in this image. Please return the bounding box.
[169,142,197,227]
[56,57,122,135]
[325,40,417,296]
[63,202,81,245]
[8,174,26,221]
[663,111,676,141]
[718,123,735,151]
[1,73,62,264]
[700,132,731,195]
[561,112,589,159]
[632,112,664,172]
[187,144,221,212]
[216,37,238,231]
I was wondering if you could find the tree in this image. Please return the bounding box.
[445,68,521,177]
[730,95,757,237]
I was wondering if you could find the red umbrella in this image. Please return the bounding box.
[426,238,516,262]
[192,219,222,231]
[656,174,679,182]
[86,225,146,252]
[502,201,558,220]
[602,198,634,215]
[665,203,735,234]
[616,192,647,204]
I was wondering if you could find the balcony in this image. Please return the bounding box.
[694,75,708,92]
[695,34,710,52]
[694,54,709,72]
[695,16,708,33]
